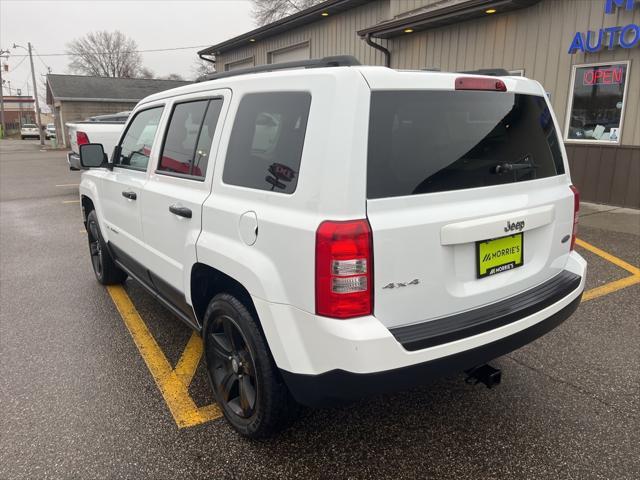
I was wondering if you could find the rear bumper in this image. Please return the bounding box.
[281,294,581,407]
[252,251,586,407]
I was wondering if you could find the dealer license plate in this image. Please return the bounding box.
[476,233,524,278]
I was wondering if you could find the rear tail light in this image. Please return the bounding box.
[316,219,373,319]
[570,184,580,250]
[455,77,507,91]
[76,131,90,146]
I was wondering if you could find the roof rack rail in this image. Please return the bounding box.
[458,68,511,77]
[196,55,361,83]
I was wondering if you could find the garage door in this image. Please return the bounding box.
[269,42,310,64]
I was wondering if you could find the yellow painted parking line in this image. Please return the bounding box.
[62,199,80,204]
[582,275,640,302]
[575,238,640,277]
[174,332,204,387]
[107,285,222,428]
[576,238,640,303]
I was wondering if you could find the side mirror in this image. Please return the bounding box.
[79,143,106,168]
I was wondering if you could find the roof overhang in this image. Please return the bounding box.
[54,97,141,102]
[358,0,541,39]
[199,0,369,56]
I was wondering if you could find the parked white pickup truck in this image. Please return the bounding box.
[67,112,130,170]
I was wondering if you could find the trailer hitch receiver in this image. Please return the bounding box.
[465,364,502,389]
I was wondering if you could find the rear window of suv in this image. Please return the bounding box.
[223,92,311,194]
[367,90,565,199]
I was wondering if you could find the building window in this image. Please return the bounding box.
[565,62,630,143]
[224,57,255,71]
[267,42,310,64]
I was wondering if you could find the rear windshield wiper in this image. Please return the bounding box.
[492,155,537,174]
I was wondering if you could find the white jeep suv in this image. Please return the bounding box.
[77,57,586,438]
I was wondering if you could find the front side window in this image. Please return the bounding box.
[223,92,311,194]
[158,98,223,179]
[566,63,629,143]
[115,106,164,171]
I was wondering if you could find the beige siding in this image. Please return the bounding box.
[388,0,640,145]
[216,0,639,146]
[217,1,391,70]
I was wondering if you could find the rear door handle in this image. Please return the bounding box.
[122,191,137,200]
[169,204,192,219]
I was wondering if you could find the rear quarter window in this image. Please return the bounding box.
[223,92,311,194]
[367,90,565,199]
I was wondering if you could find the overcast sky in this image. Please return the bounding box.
[1,0,256,96]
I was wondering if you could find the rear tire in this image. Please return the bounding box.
[203,293,298,438]
[86,210,126,285]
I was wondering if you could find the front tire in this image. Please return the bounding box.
[203,294,298,438]
[86,210,126,285]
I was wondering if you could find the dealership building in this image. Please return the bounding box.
[200,0,639,208]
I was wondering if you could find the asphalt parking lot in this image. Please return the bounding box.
[1,139,639,480]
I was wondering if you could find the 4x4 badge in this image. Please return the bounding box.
[383,279,420,289]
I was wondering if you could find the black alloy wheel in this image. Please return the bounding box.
[85,210,126,285]
[207,313,258,418]
[87,219,104,279]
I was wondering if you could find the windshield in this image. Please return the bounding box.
[23,124,37,128]
[367,90,565,199]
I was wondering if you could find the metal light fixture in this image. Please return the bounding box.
[486,8,497,14]
[404,28,414,33]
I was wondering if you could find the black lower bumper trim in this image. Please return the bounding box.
[390,270,581,351]
[281,293,582,407]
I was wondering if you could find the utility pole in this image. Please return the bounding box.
[27,43,44,145]
[0,49,9,139]
[13,42,44,145]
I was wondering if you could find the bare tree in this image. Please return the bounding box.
[163,73,185,81]
[66,31,145,78]
[138,67,155,79]
[192,58,216,80]
[252,0,324,26]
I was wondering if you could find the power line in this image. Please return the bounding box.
[32,46,52,72]
[11,44,211,57]
[5,54,28,72]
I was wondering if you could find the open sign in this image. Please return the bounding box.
[583,67,625,85]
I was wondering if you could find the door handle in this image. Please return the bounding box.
[169,204,192,219]
[122,191,137,200]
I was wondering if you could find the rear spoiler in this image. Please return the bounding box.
[458,68,510,77]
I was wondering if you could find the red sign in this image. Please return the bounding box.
[583,67,624,85]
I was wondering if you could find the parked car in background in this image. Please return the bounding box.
[46,123,56,139]
[20,124,40,140]
[66,112,130,170]
[76,57,586,438]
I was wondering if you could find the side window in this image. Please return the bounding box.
[115,107,164,171]
[223,92,311,194]
[158,98,223,178]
